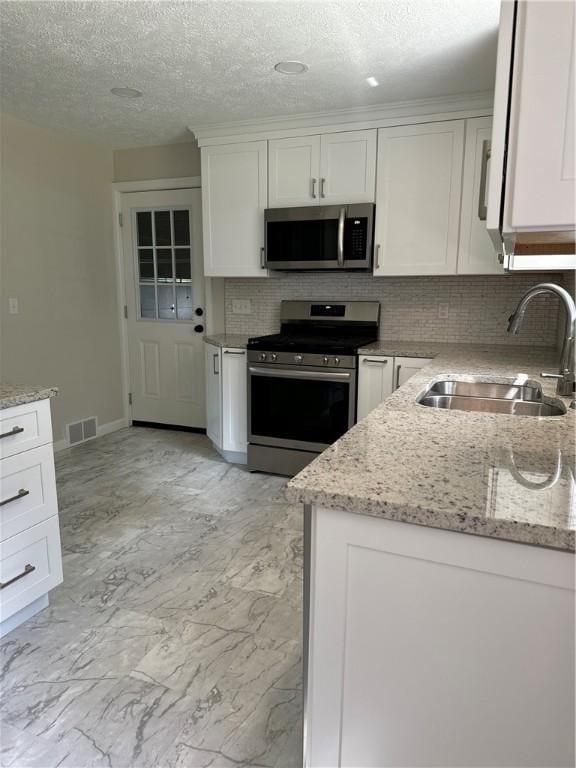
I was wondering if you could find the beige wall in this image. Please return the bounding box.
[0,112,124,442]
[113,141,200,182]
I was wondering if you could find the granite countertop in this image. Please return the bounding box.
[0,384,58,410]
[287,342,576,552]
[204,334,250,349]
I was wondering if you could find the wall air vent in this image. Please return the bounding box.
[67,417,98,446]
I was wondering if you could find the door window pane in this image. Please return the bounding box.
[137,212,152,246]
[140,284,156,318]
[138,249,154,281]
[156,249,173,281]
[173,210,190,245]
[134,207,194,321]
[158,284,175,319]
[175,248,191,281]
[154,211,171,246]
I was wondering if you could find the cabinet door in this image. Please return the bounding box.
[201,142,268,277]
[458,117,503,275]
[204,343,222,448]
[357,356,394,420]
[319,130,377,204]
[221,348,247,454]
[505,0,575,231]
[268,136,320,207]
[394,357,433,389]
[374,121,464,276]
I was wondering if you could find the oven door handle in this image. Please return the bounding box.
[248,366,352,382]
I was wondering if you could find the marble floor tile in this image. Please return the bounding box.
[0,427,304,768]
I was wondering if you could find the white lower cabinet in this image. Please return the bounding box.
[204,342,222,448]
[0,398,62,638]
[221,348,247,456]
[306,506,575,767]
[358,355,432,418]
[357,356,394,420]
[204,343,247,462]
[394,356,433,388]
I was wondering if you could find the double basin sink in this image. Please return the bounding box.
[418,379,567,417]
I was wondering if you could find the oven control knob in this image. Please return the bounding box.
[270,353,278,362]
[294,354,303,364]
[259,352,267,362]
[322,356,329,366]
[334,357,341,366]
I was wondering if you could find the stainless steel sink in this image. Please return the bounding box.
[426,380,543,402]
[417,377,567,417]
[418,394,566,417]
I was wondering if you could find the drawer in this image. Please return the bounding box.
[0,399,53,459]
[0,517,63,623]
[0,444,58,541]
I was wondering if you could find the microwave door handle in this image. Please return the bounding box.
[337,207,346,266]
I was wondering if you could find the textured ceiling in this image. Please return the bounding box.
[0,0,500,148]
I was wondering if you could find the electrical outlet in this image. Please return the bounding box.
[437,302,449,319]
[8,298,19,315]
[232,299,252,315]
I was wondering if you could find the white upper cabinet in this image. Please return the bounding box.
[268,136,321,207]
[374,120,464,276]
[201,141,268,277]
[319,130,377,204]
[268,130,377,208]
[457,116,503,275]
[505,0,575,231]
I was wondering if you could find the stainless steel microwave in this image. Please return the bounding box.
[264,203,375,270]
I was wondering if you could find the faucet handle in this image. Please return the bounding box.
[540,372,564,380]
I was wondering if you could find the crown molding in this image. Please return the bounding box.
[189,91,493,146]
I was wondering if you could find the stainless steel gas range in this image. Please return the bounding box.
[247,300,380,476]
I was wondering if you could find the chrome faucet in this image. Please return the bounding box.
[507,282,576,396]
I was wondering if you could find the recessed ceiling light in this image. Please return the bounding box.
[274,61,308,75]
[366,76,379,88]
[110,87,143,98]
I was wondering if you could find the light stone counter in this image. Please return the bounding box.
[0,384,58,410]
[204,334,250,349]
[287,342,576,552]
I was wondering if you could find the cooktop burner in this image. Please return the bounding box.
[247,332,377,355]
[247,300,380,355]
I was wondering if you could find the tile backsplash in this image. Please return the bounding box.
[225,273,573,347]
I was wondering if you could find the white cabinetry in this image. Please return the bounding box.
[306,506,575,767]
[0,399,62,638]
[318,130,376,204]
[204,342,222,448]
[201,141,268,277]
[204,343,247,462]
[458,116,503,275]
[268,136,320,207]
[487,0,576,269]
[221,348,247,455]
[374,120,464,275]
[394,356,433,388]
[357,355,432,418]
[268,130,376,208]
[357,356,394,420]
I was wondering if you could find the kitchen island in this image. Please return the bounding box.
[286,343,575,768]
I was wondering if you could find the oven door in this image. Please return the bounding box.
[248,365,356,452]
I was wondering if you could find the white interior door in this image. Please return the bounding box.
[121,189,206,428]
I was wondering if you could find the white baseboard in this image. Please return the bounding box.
[53,417,129,453]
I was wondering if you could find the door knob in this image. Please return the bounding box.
[194,324,204,333]
[195,308,204,316]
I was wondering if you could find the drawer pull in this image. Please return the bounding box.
[0,426,24,440]
[0,488,30,507]
[0,563,36,590]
